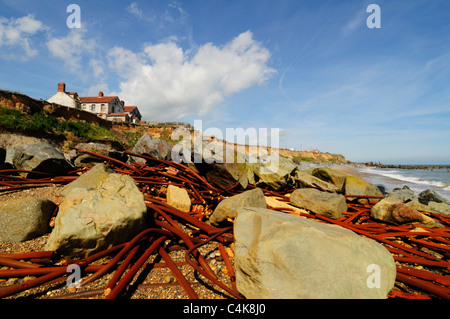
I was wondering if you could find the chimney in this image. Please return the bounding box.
[121,100,125,106]
[98,91,104,97]
[58,82,66,93]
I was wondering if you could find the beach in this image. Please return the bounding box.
[333,165,450,201]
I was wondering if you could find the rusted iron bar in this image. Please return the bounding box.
[105,236,168,299]
[0,251,55,260]
[396,272,450,299]
[71,147,142,176]
[103,244,142,296]
[0,256,42,269]
[218,243,237,291]
[158,246,199,299]
[81,228,172,287]
[397,265,450,286]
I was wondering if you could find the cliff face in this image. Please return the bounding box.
[0,89,347,163]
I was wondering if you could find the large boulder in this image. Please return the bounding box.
[370,200,443,228]
[418,189,450,205]
[58,163,114,197]
[428,202,450,216]
[209,188,266,225]
[344,175,384,203]
[131,134,173,164]
[311,167,346,192]
[251,156,298,191]
[12,142,74,178]
[0,198,57,242]
[45,171,147,257]
[290,188,347,219]
[294,170,340,193]
[234,207,396,299]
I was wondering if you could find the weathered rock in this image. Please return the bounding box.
[370,200,443,228]
[166,185,191,213]
[12,142,74,178]
[70,142,127,168]
[58,163,114,197]
[428,201,450,216]
[294,170,340,193]
[131,134,173,164]
[45,173,147,257]
[234,207,396,299]
[384,186,416,203]
[418,189,450,205]
[290,188,347,219]
[0,198,57,242]
[193,140,246,190]
[311,167,346,192]
[209,188,266,225]
[252,156,298,191]
[344,175,384,203]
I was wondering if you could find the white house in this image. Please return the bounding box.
[79,91,126,119]
[47,82,81,109]
[47,82,144,123]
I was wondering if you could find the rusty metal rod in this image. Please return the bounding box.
[158,246,199,299]
[105,236,168,299]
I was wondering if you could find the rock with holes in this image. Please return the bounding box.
[45,173,147,257]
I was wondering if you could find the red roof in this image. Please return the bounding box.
[80,96,118,103]
[124,106,137,112]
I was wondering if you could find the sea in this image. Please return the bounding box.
[354,165,450,201]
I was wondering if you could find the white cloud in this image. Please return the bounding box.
[127,2,143,18]
[46,28,98,76]
[108,31,276,121]
[0,14,46,60]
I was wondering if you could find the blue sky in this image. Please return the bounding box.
[0,0,449,164]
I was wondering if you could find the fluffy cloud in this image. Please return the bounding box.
[46,28,98,76]
[108,31,275,121]
[0,14,46,60]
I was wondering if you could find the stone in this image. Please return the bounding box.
[131,134,173,164]
[294,170,340,193]
[344,175,384,203]
[209,188,266,226]
[418,189,450,205]
[252,156,298,191]
[234,207,396,299]
[370,200,443,228]
[384,186,416,203]
[311,167,346,192]
[45,173,147,257]
[428,201,450,216]
[71,142,127,168]
[12,142,74,178]
[290,188,347,219]
[166,185,191,213]
[0,198,57,242]
[58,163,114,197]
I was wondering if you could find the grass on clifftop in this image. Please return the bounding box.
[0,106,116,142]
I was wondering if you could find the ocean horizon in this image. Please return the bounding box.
[352,165,450,201]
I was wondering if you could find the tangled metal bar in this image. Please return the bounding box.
[0,148,449,299]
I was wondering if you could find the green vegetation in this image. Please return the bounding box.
[123,131,142,147]
[293,156,315,162]
[0,106,116,141]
